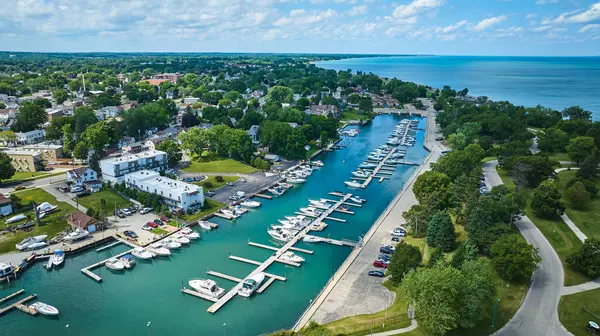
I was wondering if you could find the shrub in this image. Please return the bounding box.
[567,238,600,278]
[215,175,224,182]
[564,182,591,209]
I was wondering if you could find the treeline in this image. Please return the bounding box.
[177,124,255,163]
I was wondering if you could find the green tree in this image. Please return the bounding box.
[428,248,446,267]
[566,238,600,278]
[577,154,598,179]
[52,89,68,104]
[267,86,294,104]
[73,141,89,160]
[62,124,75,154]
[511,155,555,188]
[73,106,99,135]
[562,106,592,122]
[433,144,485,180]
[566,136,597,164]
[413,171,452,209]
[81,122,111,154]
[358,98,373,113]
[491,234,541,283]
[12,102,48,132]
[347,93,361,104]
[564,181,591,209]
[388,243,422,284]
[426,211,455,252]
[177,127,209,156]
[156,139,183,168]
[403,204,432,237]
[538,128,568,153]
[450,240,479,269]
[0,152,16,183]
[447,132,467,150]
[531,180,564,218]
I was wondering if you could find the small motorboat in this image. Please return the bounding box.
[196,221,213,230]
[181,227,200,239]
[303,235,322,243]
[268,228,293,242]
[299,207,322,216]
[350,196,366,204]
[221,209,241,219]
[6,214,26,224]
[163,240,182,249]
[36,202,58,215]
[359,162,377,169]
[344,180,363,188]
[105,258,125,271]
[172,234,190,245]
[189,279,225,298]
[311,160,324,167]
[286,177,306,184]
[238,272,266,298]
[15,235,48,251]
[29,302,59,316]
[52,250,65,266]
[131,247,155,260]
[268,187,285,196]
[309,199,330,208]
[240,200,261,208]
[386,159,401,165]
[279,251,305,263]
[352,171,371,178]
[149,246,171,257]
[119,254,136,269]
[278,182,293,189]
[64,228,89,242]
[367,155,384,161]
[27,242,48,250]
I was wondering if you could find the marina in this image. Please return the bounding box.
[0,115,428,336]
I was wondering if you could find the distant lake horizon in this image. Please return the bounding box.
[316,55,600,119]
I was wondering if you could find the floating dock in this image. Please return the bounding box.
[207,271,242,283]
[294,212,346,223]
[248,241,314,255]
[181,288,218,302]
[96,240,122,252]
[361,148,398,188]
[255,193,273,199]
[81,248,133,282]
[0,294,37,316]
[0,289,24,304]
[257,277,277,294]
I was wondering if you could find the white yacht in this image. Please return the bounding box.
[299,207,322,216]
[189,279,225,298]
[28,242,47,250]
[286,177,306,184]
[309,200,330,208]
[221,209,241,219]
[105,258,125,271]
[64,228,89,242]
[119,254,136,269]
[163,240,182,249]
[52,250,65,266]
[238,272,265,298]
[240,200,261,208]
[0,262,15,278]
[344,180,363,188]
[29,302,59,316]
[131,247,155,260]
[303,235,322,243]
[350,196,366,204]
[352,171,371,178]
[181,227,201,239]
[197,221,213,230]
[268,187,285,196]
[172,234,190,245]
[279,251,305,263]
[15,235,48,251]
[311,160,324,167]
[149,246,171,257]
[359,162,377,169]
[367,155,384,161]
[268,228,293,242]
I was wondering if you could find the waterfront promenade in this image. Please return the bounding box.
[294,107,442,330]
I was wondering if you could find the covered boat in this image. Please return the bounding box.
[237,272,266,297]
[52,250,65,266]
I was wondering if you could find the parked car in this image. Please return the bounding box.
[142,224,152,231]
[116,211,126,219]
[57,186,69,193]
[373,260,388,269]
[147,222,159,228]
[70,186,83,193]
[129,206,137,213]
[205,191,216,197]
[378,254,391,262]
[124,230,138,239]
[121,208,132,216]
[368,270,385,277]
[75,191,91,197]
[154,219,164,226]
[391,236,401,243]
[391,228,406,237]
[380,245,395,254]
[160,216,171,223]
[239,178,246,183]
[226,182,235,186]
[14,185,26,191]
[140,207,152,214]
[186,177,193,182]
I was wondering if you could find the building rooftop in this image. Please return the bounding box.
[4,150,41,156]
[23,143,62,150]
[67,210,96,228]
[126,170,202,198]
[100,150,166,165]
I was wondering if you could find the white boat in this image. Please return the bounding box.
[287,177,306,184]
[149,246,171,256]
[172,234,190,244]
[303,235,322,243]
[196,221,213,230]
[238,272,266,297]
[221,209,241,219]
[367,155,384,161]
[268,228,293,242]
[64,228,89,242]
[345,180,363,188]
[29,302,59,316]
[352,171,371,178]
[119,254,136,269]
[278,182,293,189]
[28,242,47,250]
[299,207,322,216]
[268,187,285,196]
[279,251,305,263]
[6,214,27,224]
[105,258,125,271]
[189,279,225,298]
[163,240,182,249]
[181,228,200,239]
[350,196,366,204]
[311,160,324,167]
[309,199,330,208]
[386,159,401,165]
[131,247,155,260]
[52,250,65,266]
[359,162,377,169]
[240,200,261,208]
[15,235,48,251]
[36,202,58,214]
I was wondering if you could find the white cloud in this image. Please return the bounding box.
[535,0,558,4]
[290,9,306,17]
[542,3,600,25]
[334,0,358,3]
[580,23,600,32]
[533,25,553,32]
[474,15,507,31]
[526,13,537,19]
[435,20,469,33]
[274,9,338,26]
[348,5,368,16]
[392,0,445,19]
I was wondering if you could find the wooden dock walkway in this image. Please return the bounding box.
[96,240,122,252]
[333,208,354,215]
[257,277,277,294]
[361,148,397,188]
[207,271,242,283]
[0,289,24,304]
[293,212,346,222]
[15,303,38,315]
[328,192,345,197]
[248,241,313,254]
[207,193,354,314]
[181,288,218,302]
[0,294,37,316]
[81,248,133,282]
[229,255,261,266]
[255,193,273,199]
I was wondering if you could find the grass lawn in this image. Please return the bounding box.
[75,190,132,216]
[559,288,600,336]
[179,199,226,222]
[183,155,257,174]
[151,228,168,235]
[5,171,64,182]
[341,110,373,122]
[0,188,76,254]
[194,176,239,191]
[548,152,572,163]
[557,170,600,241]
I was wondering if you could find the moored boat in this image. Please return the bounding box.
[105,258,125,271]
[197,221,213,230]
[149,246,171,256]
[188,279,225,298]
[119,254,136,269]
[240,200,261,208]
[352,170,370,178]
[279,251,305,263]
[238,272,266,297]
[286,177,306,184]
[131,247,155,260]
[29,302,59,316]
[350,196,366,204]
[344,180,363,188]
[181,227,201,239]
[52,250,65,266]
[268,228,293,242]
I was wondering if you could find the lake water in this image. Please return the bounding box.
[316,56,600,119]
[0,115,428,336]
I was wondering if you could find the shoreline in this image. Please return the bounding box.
[293,106,441,331]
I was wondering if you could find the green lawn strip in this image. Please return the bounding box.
[75,190,132,216]
[481,156,497,163]
[183,155,257,174]
[194,176,239,191]
[548,152,572,163]
[559,288,600,336]
[341,110,372,122]
[178,199,226,222]
[557,170,600,241]
[5,171,64,182]
[0,188,76,253]
[150,228,168,235]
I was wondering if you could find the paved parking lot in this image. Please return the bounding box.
[208,172,282,203]
[109,211,179,245]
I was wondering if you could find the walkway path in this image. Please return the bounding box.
[484,160,569,336]
[370,319,418,336]
[562,278,600,296]
[552,167,588,242]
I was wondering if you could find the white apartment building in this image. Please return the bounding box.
[15,129,45,145]
[124,170,204,211]
[99,150,168,183]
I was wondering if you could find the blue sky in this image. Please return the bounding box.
[1,0,599,56]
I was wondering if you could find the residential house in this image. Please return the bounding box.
[46,108,65,121]
[122,141,149,154]
[309,105,339,118]
[0,109,16,123]
[22,143,63,162]
[67,210,99,233]
[0,195,13,216]
[118,136,136,149]
[247,125,260,145]
[124,170,204,211]
[369,94,400,108]
[264,154,280,162]
[99,150,168,183]
[15,129,45,145]
[95,106,119,120]
[5,150,43,172]
[66,166,99,186]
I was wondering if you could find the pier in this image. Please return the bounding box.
[0,289,24,304]
[181,288,219,302]
[255,193,273,199]
[361,148,398,188]
[248,241,313,254]
[257,277,277,294]
[294,212,346,222]
[206,193,355,314]
[96,240,122,252]
[81,248,133,282]
[0,294,37,316]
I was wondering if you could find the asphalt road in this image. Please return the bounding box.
[0,174,66,195]
[483,160,569,336]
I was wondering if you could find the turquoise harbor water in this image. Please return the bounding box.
[0,115,428,336]
[317,56,600,119]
